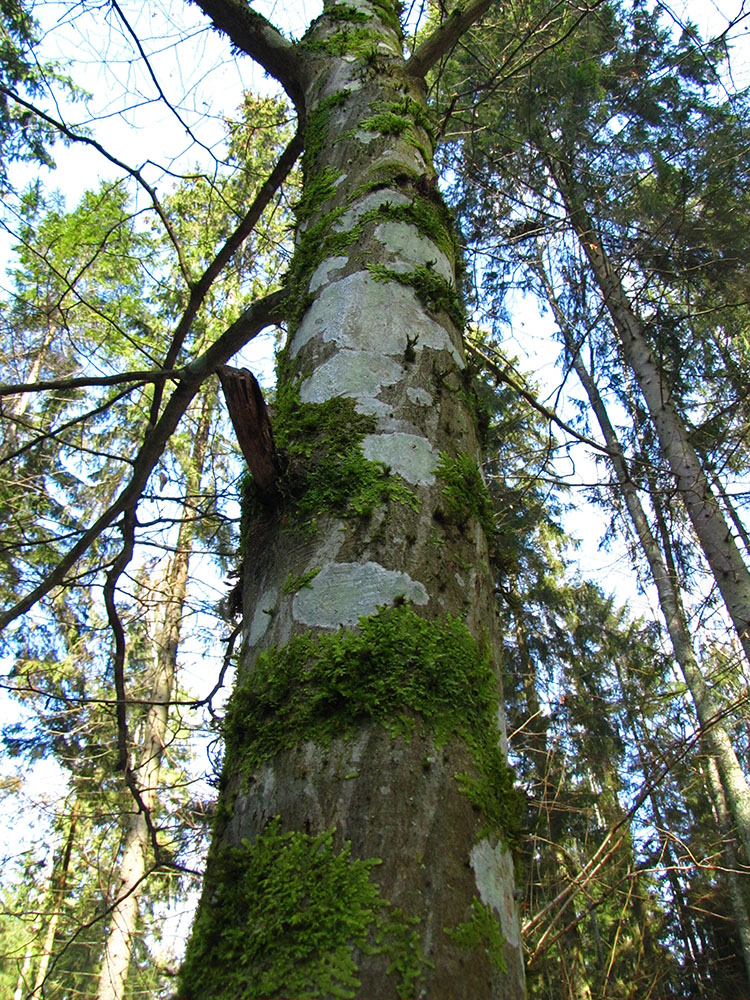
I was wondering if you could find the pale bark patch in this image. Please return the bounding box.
[406,386,432,406]
[308,255,349,293]
[470,838,522,950]
[291,271,464,367]
[332,188,410,233]
[373,220,453,281]
[371,146,428,176]
[298,348,401,415]
[361,431,437,485]
[292,560,428,627]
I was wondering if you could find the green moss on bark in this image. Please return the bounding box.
[283,566,322,595]
[371,0,404,35]
[360,97,435,160]
[303,90,350,172]
[270,384,418,529]
[224,605,522,844]
[179,818,425,999]
[300,26,391,58]
[368,261,466,329]
[295,165,343,222]
[445,899,508,973]
[435,451,496,537]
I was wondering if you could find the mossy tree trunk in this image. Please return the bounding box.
[181,2,525,998]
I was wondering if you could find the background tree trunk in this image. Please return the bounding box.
[540,266,750,867]
[96,390,213,1000]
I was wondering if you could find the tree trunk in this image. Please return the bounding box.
[540,269,750,868]
[96,391,213,1000]
[549,166,750,667]
[29,799,79,998]
[180,3,525,997]
[703,755,750,986]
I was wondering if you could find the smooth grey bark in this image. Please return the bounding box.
[96,393,213,1000]
[549,169,750,668]
[183,1,525,997]
[540,271,750,873]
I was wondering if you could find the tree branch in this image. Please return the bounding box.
[148,128,302,425]
[406,0,495,79]
[0,369,182,398]
[0,289,287,635]
[467,341,616,456]
[190,0,304,113]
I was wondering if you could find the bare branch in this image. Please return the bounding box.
[217,365,280,501]
[148,128,302,424]
[467,341,616,456]
[190,0,305,112]
[406,0,495,79]
[110,0,218,161]
[0,288,287,634]
[0,369,182,398]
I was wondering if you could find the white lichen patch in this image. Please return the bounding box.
[377,38,401,54]
[316,63,362,100]
[309,255,349,294]
[407,386,433,406]
[362,431,437,485]
[292,560,428,628]
[373,221,453,282]
[291,271,464,368]
[299,349,402,416]
[470,839,522,951]
[353,129,379,145]
[332,188,410,233]
[248,587,278,646]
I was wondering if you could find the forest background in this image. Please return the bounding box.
[1,0,750,997]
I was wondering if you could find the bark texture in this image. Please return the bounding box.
[181,2,525,997]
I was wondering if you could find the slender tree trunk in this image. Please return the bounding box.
[181,3,524,997]
[703,755,750,985]
[550,167,750,666]
[13,938,36,1000]
[613,645,707,992]
[96,392,213,1000]
[1,326,56,459]
[509,587,591,998]
[29,799,79,998]
[539,269,750,869]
